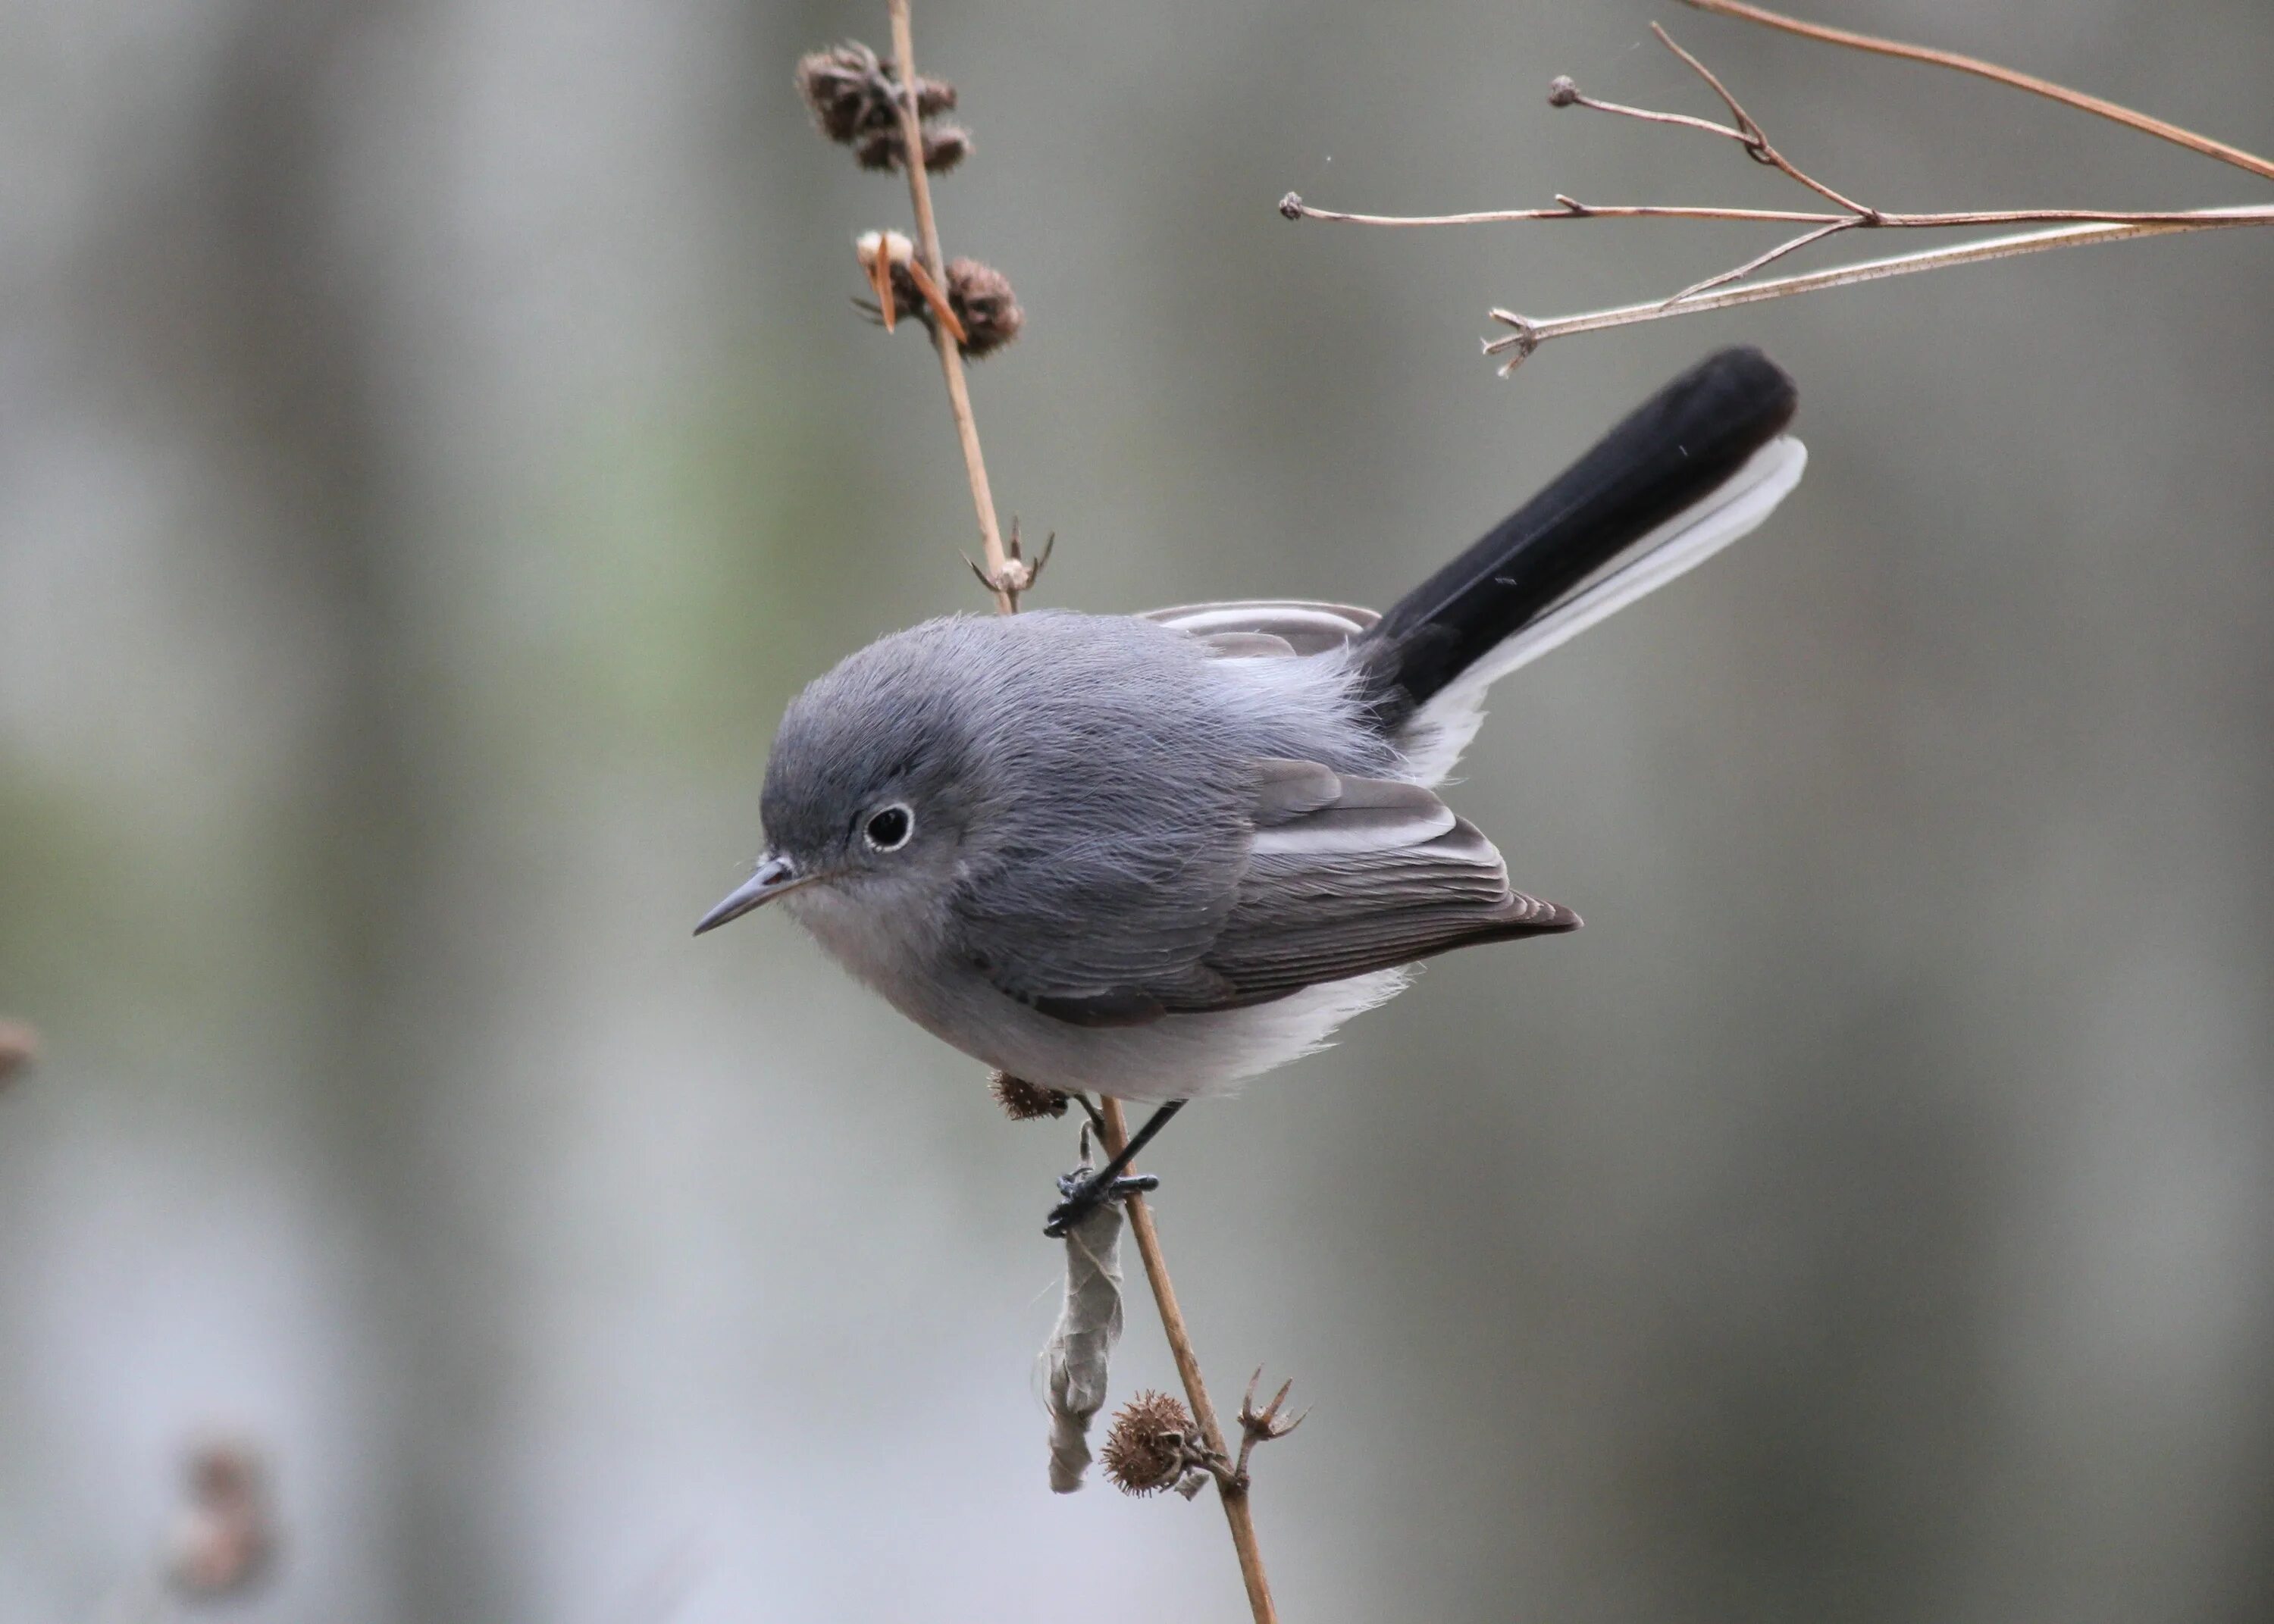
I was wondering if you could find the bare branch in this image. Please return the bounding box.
[1282,3,2274,370]
[1287,194,2274,234]
[1485,209,2274,372]
[886,0,1013,610]
[1681,0,2274,186]
[1661,216,1856,305]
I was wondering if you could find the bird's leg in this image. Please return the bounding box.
[1042,1098,1186,1238]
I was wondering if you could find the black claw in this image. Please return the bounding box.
[1043,1169,1160,1238]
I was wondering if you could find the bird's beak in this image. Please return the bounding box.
[693,855,815,936]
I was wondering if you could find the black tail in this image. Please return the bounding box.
[1356,346,1798,722]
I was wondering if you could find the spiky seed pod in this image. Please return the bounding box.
[1102,1390,1197,1495]
[944,258,1022,357]
[990,1071,1070,1121]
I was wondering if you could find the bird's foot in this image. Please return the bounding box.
[1043,1166,1158,1238]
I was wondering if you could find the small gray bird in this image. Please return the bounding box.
[698,349,1804,1231]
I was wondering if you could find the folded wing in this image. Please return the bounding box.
[978,757,1574,1027]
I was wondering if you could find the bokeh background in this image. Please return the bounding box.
[3,1,2271,1619]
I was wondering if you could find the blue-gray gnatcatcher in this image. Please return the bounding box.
[698,349,1804,1231]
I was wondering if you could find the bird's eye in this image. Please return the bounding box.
[863,803,913,851]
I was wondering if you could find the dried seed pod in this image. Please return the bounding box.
[1101,1389,1197,1496]
[797,41,961,160]
[0,1019,36,1087]
[853,123,972,175]
[911,74,957,118]
[990,1071,1070,1121]
[167,1440,273,1598]
[943,258,1023,358]
[796,42,894,143]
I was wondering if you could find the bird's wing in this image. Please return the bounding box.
[976,758,1575,1026]
[1184,765,1577,1006]
[1140,601,1380,656]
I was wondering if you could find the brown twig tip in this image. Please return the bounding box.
[1102,1390,1201,1496]
[168,1440,274,1598]
[0,1019,38,1087]
[1236,1369,1308,1462]
[796,40,960,164]
[989,1070,1070,1121]
[965,518,1051,601]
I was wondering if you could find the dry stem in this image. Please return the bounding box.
[1682,0,2274,186]
[877,5,1278,1616]
[1280,4,2274,370]
[886,0,1015,609]
[1099,1097,1279,1624]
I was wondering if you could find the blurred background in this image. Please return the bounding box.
[2,0,2270,1619]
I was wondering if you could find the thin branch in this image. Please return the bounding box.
[878,6,1278,1616]
[1485,210,2273,371]
[1661,215,1855,305]
[1099,1099,1280,1624]
[1682,0,2274,186]
[1286,195,2274,233]
[886,0,1014,611]
[1284,196,1850,226]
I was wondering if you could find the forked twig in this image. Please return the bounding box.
[1481,211,2266,365]
[1280,3,2274,370]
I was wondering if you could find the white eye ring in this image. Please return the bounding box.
[863,802,915,852]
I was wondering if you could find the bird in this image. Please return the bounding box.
[696,347,1804,1232]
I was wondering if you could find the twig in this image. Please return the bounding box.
[1285,196,2274,232]
[1660,216,1854,305]
[875,6,1279,1616]
[1099,1098,1280,1624]
[1483,211,2269,371]
[1680,0,2274,186]
[1646,23,1877,217]
[885,0,1016,610]
[1281,4,2274,370]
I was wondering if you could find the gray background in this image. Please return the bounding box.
[2,1,2270,1619]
